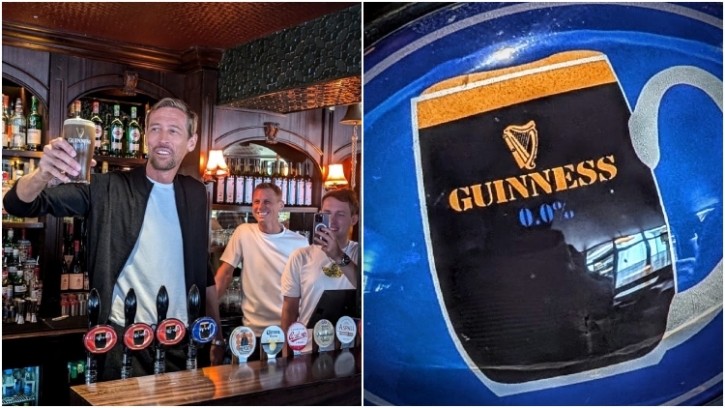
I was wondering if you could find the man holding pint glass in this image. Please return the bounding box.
[3,97,225,380]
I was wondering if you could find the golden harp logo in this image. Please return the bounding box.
[502,120,538,170]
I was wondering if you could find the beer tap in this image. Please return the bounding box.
[153,286,169,374]
[119,289,153,379]
[83,289,117,384]
[121,289,137,379]
[186,284,200,370]
[188,284,218,368]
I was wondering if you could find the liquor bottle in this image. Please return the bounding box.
[100,113,111,156]
[303,162,313,206]
[11,249,26,299]
[225,158,236,204]
[69,240,83,291]
[234,159,245,205]
[253,159,264,190]
[9,97,26,150]
[2,257,12,301]
[215,167,225,205]
[142,103,150,159]
[285,162,297,207]
[262,161,272,184]
[273,160,285,202]
[295,163,305,207]
[90,101,103,155]
[243,159,254,205]
[125,106,142,158]
[280,161,289,205]
[4,229,15,261]
[25,96,43,151]
[16,229,31,264]
[74,100,83,119]
[1,95,9,149]
[110,104,124,158]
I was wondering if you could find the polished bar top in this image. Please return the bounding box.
[70,348,361,406]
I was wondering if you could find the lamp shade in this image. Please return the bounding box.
[206,150,228,177]
[324,163,348,189]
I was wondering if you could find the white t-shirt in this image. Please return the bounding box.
[220,223,308,336]
[110,179,188,327]
[281,241,359,353]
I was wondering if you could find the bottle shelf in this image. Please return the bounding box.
[2,151,42,159]
[2,393,37,406]
[2,222,44,229]
[212,204,318,213]
[93,155,146,167]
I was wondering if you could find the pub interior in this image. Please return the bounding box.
[1,2,361,405]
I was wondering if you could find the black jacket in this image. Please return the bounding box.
[3,166,213,324]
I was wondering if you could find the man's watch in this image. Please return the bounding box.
[211,339,226,347]
[335,253,352,266]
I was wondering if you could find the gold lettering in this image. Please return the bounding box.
[597,155,618,181]
[449,187,472,212]
[471,183,494,207]
[529,170,552,196]
[505,175,530,201]
[493,180,509,204]
[576,160,598,186]
[445,154,618,213]
[552,164,579,191]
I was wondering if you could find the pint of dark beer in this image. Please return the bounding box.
[63,118,96,183]
[413,50,675,383]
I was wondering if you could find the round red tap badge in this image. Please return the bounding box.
[123,323,154,350]
[156,318,186,346]
[286,322,309,352]
[84,325,118,354]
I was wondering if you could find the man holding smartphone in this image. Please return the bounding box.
[281,189,360,354]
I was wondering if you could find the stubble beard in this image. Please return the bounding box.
[149,154,177,171]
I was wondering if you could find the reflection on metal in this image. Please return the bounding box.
[585,225,673,305]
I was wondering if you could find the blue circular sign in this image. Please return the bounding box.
[364,3,722,405]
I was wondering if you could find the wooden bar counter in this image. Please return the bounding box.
[70,348,361,406]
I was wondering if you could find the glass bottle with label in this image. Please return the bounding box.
[126,106,142,158]
[2,94,10,149]
[110,104,124,158]
[295,163,305,207]
[243,159,254,205]
[90,101,104,155]
[234,159,245,205]
[225,158,236,204]
[10,97,26,150]
[287,162,297,207]
[303,162,313,206]
[26,96,42,151]
[68,240,84,291]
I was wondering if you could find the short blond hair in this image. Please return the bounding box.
[147,97,198,138]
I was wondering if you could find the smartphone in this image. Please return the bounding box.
[314,213,330,233]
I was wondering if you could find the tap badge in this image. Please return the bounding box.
[502,120,538,170]
[84,325,118,354]
[124,323,154,350]
[156,318,186,346]
[412,50,675,384]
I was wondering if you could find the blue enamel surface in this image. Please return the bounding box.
[363,3,722,405]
